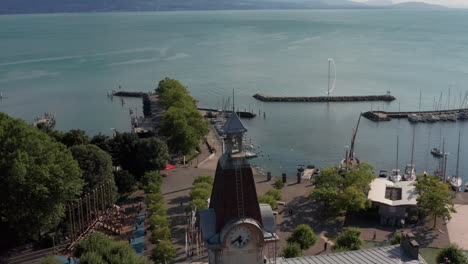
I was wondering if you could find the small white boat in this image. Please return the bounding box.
[389,169,402,182]
[403,163,416,181]
[408,114,419,123]
[449,176,462,192]
[447,113,457,121]
[439,114,447,121]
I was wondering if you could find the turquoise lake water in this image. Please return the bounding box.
[1,10,468,178]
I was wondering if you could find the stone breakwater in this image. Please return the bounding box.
[253,93,396,102]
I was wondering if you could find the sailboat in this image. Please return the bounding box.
[339,114,362,171]
[431,128,444,158]
[403,126,417,181]
[389,136,402,182]
[448,131,463,192]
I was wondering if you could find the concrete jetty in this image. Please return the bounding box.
[253,93,396,102]
[363,108,468,122]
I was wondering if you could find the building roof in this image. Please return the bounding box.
[368,178,418,206]
[275,245,427,264]
[223,111,247,134]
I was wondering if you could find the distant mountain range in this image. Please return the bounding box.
[0,0,447,14]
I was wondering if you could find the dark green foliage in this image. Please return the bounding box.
[74,232,149,264]
[109,133,169,177]
[193,174,214,185]
[150,226,172,243]
[390,232,402,245]
[148,214,170,230]
[133,137,170,176]
[265,188,282,200]
[282,242,303,258]
[90,133,112,153]
[287,224,317,250]
[185,198,208,212]
[415,175,456,228]
[142,171,163,191]
[157,78,209,155]
[114,170,135,194]
[39,255,62,264]
[150,239,177,264]
[0,113,83,241]
[62,129,89,147]
[189,188,211,201]
[436,244,468,264]
[36,124,64,142]
[70,144,116,195]
[258,194,278,210]
[309,163,374,215]
[334,227,363,251]
[273,179,285,189]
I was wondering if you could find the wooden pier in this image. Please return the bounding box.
[198,108,256,118]
[363,108,468,122]
[253,93,396,102]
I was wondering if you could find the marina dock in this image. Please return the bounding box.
[253,93,396,102]
[301,168,315,180]
[363,108,468,122]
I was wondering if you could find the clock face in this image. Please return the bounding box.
[228,226,251,248]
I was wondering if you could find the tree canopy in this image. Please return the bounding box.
[415,175,456,228]
[61,129,89,147]
[309,163,374,215]
[282,242,303,258]
[436,244,468,264]
[334,227,363,251]
[74,232,149,264]
[70,144,116,195]
[157,77,209,155]
[287,224,317,250]
[0,113,83,241]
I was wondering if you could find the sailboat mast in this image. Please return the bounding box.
[349,114,362,160]
[411,126,416,165]
[419,89,422,112]
[327,59,331,97]
[456,131,461,178]
[396,135,399,170]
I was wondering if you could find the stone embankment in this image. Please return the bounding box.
[253,93,396,102]
[113,91,147,97]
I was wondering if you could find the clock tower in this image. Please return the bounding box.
[198,111,279,264]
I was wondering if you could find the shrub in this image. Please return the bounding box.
[287,224,317,250]
[282,243,303,258]
[194,182,213,192]
[39,256,62,264]
[265,188,282,200]
[273,179,285,189]
[189,187,211,201]
[334,227,363,251]
[390,232,402,245]
[148,214,170,229]
[194,175,214,185]
[436,244,468,264]
[151,239,177,264]
[258,194,278,210]
[185,198,208,213]
[150,227,172,244]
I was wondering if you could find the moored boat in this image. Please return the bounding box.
[431,148,443,158]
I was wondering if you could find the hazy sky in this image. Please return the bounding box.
[352,0,468,7]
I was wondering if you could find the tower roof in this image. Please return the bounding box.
[223,111,247,134]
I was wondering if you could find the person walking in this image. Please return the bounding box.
[324,242,327,252]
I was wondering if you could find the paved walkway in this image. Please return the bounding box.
[447,204,468,250]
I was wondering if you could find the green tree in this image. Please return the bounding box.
[309,163,374,215]
[75,232,149,264]
[0,113,83,241]
[114,170,136,194]
[142,171,163,191]
[258,194,278,210]
[390,232,402,245]
[151,239,177,264]
[415,175,456,228]
[148,214,170,229]
[194,175,214,185]
[282,242,303,258]
[70,144,116,195]
[334,227,363,251]
[287,224,317,250]
[133,137,170,176]
[150,226,172,243]
[90,133,112,153]
[62,129,89,147]
[265,188,282,200]
[190,187,211,201]
[436,244,468,264]
[109,132,139,172]
[185,198,209,212]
